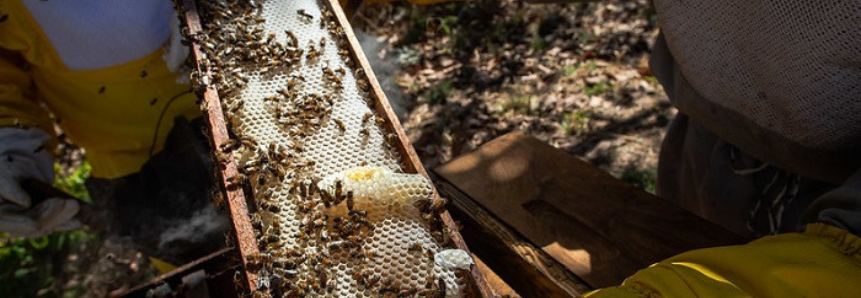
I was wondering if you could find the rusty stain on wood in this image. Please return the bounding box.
[180,0,259,292]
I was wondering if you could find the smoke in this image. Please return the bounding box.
[157,203,229,250]
[355,29,410,120]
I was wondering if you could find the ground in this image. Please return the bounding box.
[0,0,671,296]
[354,0,671,191]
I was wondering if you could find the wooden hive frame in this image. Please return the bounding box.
[178,0,492,296]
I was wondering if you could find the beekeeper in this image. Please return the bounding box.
[584,0,861,296]
[0,1,225,270]
[365,0,861,297]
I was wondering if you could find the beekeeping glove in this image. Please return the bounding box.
[0,127,80,237]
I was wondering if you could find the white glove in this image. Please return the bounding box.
[0,128,80,237]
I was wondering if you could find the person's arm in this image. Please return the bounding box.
[582,171,861,298]
[0,32,79,238]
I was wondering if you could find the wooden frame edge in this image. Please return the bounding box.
[320,1,493,297]
[434,178,592,298]
[179,0,260,292]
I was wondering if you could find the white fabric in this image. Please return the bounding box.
[21,0,173,70]
[0,127,54,207]
[654,0,861,150]
[162,12,191,83]
[0,198,80,238]
[0,128,79,238]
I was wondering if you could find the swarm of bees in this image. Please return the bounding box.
[181,1,458,297]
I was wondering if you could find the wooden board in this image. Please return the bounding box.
[437,180,590,298]
[473,255,521,298]
[434,131,745,288]
[179,0,260,291]
[118,247,240,298]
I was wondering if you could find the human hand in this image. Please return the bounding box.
[0,128,80,237]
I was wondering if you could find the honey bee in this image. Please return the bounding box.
[259,201,281,213]
[140,70,148,78]
[247,252,272,263]
[306,44,318,61]
[364,249,380,259]
[334,180,343,200]
[362,112,372,125]
[308,277,321,292]
[228,100,245,113]
[386,133,399,143]
[365,275,381,288]
[408,243,424,253]
[328,240,345,251]
[251,289,271,298]
[288,286,306,298]
[285,30,299,47]
[287,77,300,89]
[345,191,354,210]
[380,286,398,296]
[398,289,418,298]
[333,118,346,133]
[359,127,370,137]
[239,136,257,149]
[227,173,247,188]
[233,270,245,288]
[318,270,329,288]
[214,151,229,167]
[297,9,313,21]
[431,198,447,213]
[346,234,362,245]
[251,215,263,230]
[220,139,238,152]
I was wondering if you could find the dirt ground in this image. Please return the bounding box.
[353,0,672,191]
[35,1,673,296]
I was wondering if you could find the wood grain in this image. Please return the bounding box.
[180,0,259,291]
[473,254,521,298]
[435,131,745,288]
[437,180,590,298]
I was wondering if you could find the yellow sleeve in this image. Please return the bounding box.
[582,223,861,298]
[0,48,53,134]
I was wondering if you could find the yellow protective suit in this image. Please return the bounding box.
[0,0,200,179]
[583,223,861,298]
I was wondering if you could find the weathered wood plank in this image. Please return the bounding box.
[437,180,590,298]
[473,255,522,298]
[435,131,745,288]
[179,0,259,291]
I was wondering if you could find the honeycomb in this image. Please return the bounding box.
[318,167,435,206]
[188,0,469,297]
